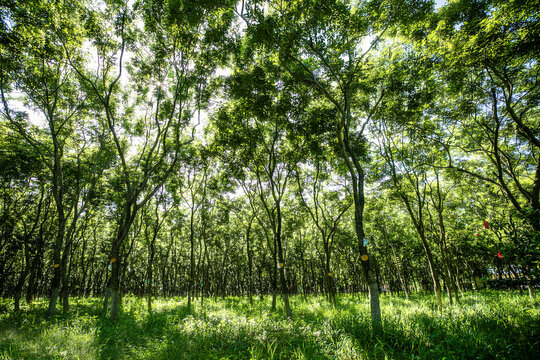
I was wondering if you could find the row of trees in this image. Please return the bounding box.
[1,0,538,331]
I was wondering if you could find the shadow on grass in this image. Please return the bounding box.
[1,293,538,360]
[374,310,540,360]
[89,301,334,360]
[94,303,194,360]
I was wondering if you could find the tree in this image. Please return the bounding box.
[378,125,444,310]
[424,0,539,296]
[0,0,108,315]
[65,0,234,319]
[295,159,352,307]
[237,0,434,331]
[211,57,304,317]
[0,123,50,310]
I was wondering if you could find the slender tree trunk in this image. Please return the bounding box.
[147,244,155,314]
[351,164,382,332]
[275,204,292,318]
[258,266,264,301]
[16,186,45,310]
[354,193,382,332]
[188,206,195,310]
[48,220,65,317]
[26,241,43,304]
[109,211,133,320]
[267,233,277,311]
[162,234,174,297]
[47,129,69,318]
[61,263,70,312]
[337,104,382,333]
[109,244,122,320]
[86,241,97,297]
[390,244,409,300]
[400,192,443,311]
[61,235,75,313]
[324,243,337,307]
[455,265,465,294]
[103,285,110,315]
[80,238,88,297]
[201,240,209,310]
[246,215,254,306]
[431,177,460,305]
[444,274,453,305]
[525,269,536,299]
[14,261,29,312]
[419,234,443,311]
[527,279,535,299]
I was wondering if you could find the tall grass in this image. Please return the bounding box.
[0,291,538,359]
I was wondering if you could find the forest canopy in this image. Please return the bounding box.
[0,0,538,330]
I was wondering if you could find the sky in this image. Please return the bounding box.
[435,0,447,9]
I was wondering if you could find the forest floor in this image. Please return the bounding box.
[0,291,538,359]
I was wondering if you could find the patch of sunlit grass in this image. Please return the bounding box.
[0,291,538,359]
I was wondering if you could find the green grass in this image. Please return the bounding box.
[0,291,538,359]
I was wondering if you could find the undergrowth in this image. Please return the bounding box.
[0,291,538,359]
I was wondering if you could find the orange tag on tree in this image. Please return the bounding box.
[361,255,368,261]
[110,258,116,263]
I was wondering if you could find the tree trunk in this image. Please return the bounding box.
[400,192,442,311]
[47,221,65,317]
[275,204,292,318]
[147,251,154,314]
[188,206,195,310]
[431,176,460,305]
[337,104,382,334]
[526,270,536,299]
[61,236,74,313]
[354,192,382,332]
[109,245,121,320]
[26,244,42,304]
[14,267,28,312]
[103,286,110,315]
[324,243,337,307]
[109,216,132,320]
[246,215,254,306]
[390,244,409,300]
[420,235,443,311]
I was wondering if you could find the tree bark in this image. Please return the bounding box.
[337,106,382,333]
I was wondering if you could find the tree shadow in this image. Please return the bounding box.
[1,295,538,360]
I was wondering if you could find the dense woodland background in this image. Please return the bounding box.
[0,0,538,327]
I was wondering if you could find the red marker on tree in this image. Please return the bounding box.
[497,251,502,259]
[484,221,489,229]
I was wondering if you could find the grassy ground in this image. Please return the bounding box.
[0,291,538,359]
